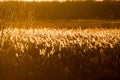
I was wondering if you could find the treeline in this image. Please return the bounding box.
[0,1,120,20]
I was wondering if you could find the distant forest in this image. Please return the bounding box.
[0,1,120,20]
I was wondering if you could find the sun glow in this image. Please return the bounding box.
[0,0,119,2]
[0,0,65,2]
[0,0,108,2]
[24,0,63,2]
[7,0,67,2]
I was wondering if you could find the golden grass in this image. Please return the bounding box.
[0,28,120,80]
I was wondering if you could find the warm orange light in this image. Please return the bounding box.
[95,0,103,1]
[0,0,65,2]
[0,0,84,2]
[18,0,66,2]
[0,0,119,2]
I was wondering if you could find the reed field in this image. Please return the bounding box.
[0,21,120,80]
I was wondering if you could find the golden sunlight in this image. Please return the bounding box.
[0,0,65,2]
[0,0,106,2]
[20,0,103,1]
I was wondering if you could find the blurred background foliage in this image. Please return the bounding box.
[0,1,120,21]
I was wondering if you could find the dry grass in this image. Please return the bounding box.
[0,28,120,80]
